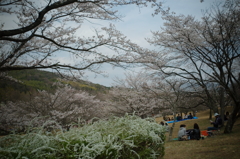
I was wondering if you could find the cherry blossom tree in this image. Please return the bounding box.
[107,71,199,121]
[145,0,240,133]
[0,0,163,78]
[107,72,162,118]
[141,77,202,140]
[0,83,106,133]
[107,86,161,118]
[108,71,206,141]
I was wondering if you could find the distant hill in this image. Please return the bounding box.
[0,69,110,102]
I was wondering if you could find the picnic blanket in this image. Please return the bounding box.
[166,117,198,123]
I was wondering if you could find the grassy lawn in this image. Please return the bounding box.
[156,110,240,159]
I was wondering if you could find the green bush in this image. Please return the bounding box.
[0,115,166,159]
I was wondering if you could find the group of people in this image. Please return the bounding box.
[177,113,194,121]
[160,121,169,132]
[177,112,226,141]
[163,117,174,121]
[178,123,202,140]
[164,112,195,122]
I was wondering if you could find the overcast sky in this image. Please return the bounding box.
[1,0,224,87]
[86,0,224,87]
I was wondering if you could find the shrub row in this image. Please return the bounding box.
[0,115,166,159]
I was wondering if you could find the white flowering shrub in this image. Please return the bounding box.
[0,115,166,159]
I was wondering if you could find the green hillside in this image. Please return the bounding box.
[8,69,59,90]
[0,69,109,102]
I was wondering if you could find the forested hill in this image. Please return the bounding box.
[0,69,110,102]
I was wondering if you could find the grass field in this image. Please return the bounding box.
[156,110,240,159]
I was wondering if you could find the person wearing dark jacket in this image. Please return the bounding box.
[187,123,201,140]
[207,113,223,131]
[188,113,193,119]
[176,114,182,121]
[224,111,229,121]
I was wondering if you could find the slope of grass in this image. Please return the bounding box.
[157,110,240,159]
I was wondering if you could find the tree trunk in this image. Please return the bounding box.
[224,103,240,133]
[219,86,225,126]
[208,99,218,120]
[168,122,175,141]
[209,109,212,120]
[168,113,176,141]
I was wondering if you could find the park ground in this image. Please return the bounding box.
[156,110,240,159]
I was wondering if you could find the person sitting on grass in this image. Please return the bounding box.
[187,123,201,140]
[178,124,189,141]
[224,111,229,121]
[160,121,165,126]
[207,113,223,131]
[188,113,193,119]
[160,121,169,132]
[165,122,169,132]
[177,114,182,121]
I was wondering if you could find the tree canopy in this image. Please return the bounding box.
[0,0,162,76]
[145,0,240,133]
